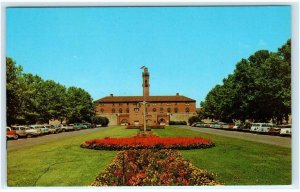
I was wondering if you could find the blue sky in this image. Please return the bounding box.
[6,6,291,106]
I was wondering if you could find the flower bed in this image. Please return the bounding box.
[91,149,220,186]
[81,135,214,150]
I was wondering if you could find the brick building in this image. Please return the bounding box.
[94,67,196,126]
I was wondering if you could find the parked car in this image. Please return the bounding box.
[25,126,42,137]
[46,125,61,134]
[222,123,234,129]
[59,124,75,132]
[278,124,291,136]
[250,123,274,133]
[204,123,212,128]
[211,122,221,128]
[7,127,18,140]
[11,125,28,138]
[194,122,205,127]
[211,122,227,129]
[82,123,92,128]
[29,125,45,135]
[233,125,239,129]
[73,123,88,130]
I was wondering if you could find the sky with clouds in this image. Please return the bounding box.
[6,6,291,106]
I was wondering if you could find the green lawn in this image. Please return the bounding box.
[7,126,137,186]
[152,126,291,185]
[7,126,291,186]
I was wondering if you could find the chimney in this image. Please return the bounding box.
[110,94,113,97]
[176,93,179,96]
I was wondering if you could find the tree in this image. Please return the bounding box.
[91,116,109,127]
[66,87,94,123]
[6,57,23,125]
[201,39,291,124]
[19,73,44,124]
[188,116,202,126]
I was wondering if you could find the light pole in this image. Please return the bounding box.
[139,100,147,132]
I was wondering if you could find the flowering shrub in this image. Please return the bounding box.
[81,135,214,150]
[134,131,158,138]
[91,149,220,186]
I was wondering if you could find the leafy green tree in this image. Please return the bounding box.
[91,116,109,127]
[37,80,67,123]
[66,87,94,123]
[188,116,201,126]
[6,57,23,125]
[201,85,223,120]
[19,73,44,124]
[201,39,291,124]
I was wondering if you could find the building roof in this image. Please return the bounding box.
[95,95,196,103]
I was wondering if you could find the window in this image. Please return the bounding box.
[174,108,178,113]
[100,103,104,106]
[153,108,157,112]
[134,108,139,112]
[126,108,129,113]
[160,108,163,112]
[185,102,190,106]
[166,103,171,106]
[167,108,171,113]
[112,103,115,106]
[100,108,104,113]
[119,103,123,106]
[112,108,115,113]
[152,103,157,106]
[186,108,190,113]
[119,108,122,113]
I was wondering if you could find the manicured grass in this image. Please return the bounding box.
[7,126,137,186]
[7,126,291,186]
[152,126,291,185]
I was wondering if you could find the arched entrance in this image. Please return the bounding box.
[120,119,129,126]
[158,118,166,125]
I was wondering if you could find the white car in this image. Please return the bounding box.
[250,123,274,133]
[233,125,239,129]
[29,125,49,135]
[25,127,42,137]
[278,124,291,136]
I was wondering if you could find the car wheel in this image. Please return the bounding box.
[14,135,19,140]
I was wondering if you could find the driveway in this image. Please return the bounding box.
[175,125,291,148]
[6,127,109,151]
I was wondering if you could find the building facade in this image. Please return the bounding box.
[94,67,196,126]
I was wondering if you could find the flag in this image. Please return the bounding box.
[140,66,145,69]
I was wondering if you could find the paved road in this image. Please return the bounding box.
[175,125,291,148]
[6,127,109,151]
